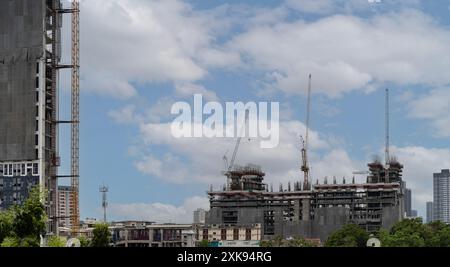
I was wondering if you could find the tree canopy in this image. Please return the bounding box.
[0,187,46,247]
[91,223,111,247]
[325,224,369,247]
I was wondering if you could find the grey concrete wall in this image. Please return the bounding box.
[0,0,45,161]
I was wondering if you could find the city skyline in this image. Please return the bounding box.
[50,0,450,223]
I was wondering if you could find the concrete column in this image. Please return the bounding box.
[302,198,310,221]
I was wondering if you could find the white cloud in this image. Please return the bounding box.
[285,0,421,15]
[109,196,209,223]
[407,88,450,137]
[134,118,363,188]
[229,10,450,97]
[76,0,239,98]
[175,83,219,101]
[391,146,450,217]
[108,105,140,124]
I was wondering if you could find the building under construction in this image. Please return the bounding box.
[206,160,405,242]
[0,0,80,236]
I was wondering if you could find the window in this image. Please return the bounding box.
[0,164,3,176]
[36,91,39,102]
[221,229,227,240]
[35,77,39,89]
[32,163,39,176]
[233,229,239,240]
[36,62,40,74]
[35,134,39,146]
[36,120,39,132]
[245,229,252,241]
[20,163,26,176]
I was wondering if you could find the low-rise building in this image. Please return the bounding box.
[196,223,262,245]
[111,221,195,247]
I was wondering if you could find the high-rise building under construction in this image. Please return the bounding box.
[0,0,64,234]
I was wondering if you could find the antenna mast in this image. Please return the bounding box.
[99,185,108,223]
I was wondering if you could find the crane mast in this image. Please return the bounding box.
[301,74,312,190]
[70,0,80,235]
[225,110,249,190]
[385,88,390,182]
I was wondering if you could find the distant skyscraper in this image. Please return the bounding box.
[404,188,412,217]
[411,210,418,218]
[426,202,434,223]
[58,186,74,229]
[193,208,206,224]
[433,169,450,223]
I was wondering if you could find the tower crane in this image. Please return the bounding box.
[301,74,312,191]
[223,110,250,190]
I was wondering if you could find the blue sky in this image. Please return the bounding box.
[58,0,450,222]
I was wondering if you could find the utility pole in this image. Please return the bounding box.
[99,185,108,223]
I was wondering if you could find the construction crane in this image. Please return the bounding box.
[70,0,80,235]
[385,88,390,183]
[224,110,250,190]
[301,74,312,191]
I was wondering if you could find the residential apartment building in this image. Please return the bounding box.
[433,169,450,224]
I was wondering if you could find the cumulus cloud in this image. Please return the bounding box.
[391,146,450,217]
[285,0,421,15]
[229,10,450,97]
[109,196,209,223]
[76,0,239,98]
[407,88,450,137]
[133,118,362,188]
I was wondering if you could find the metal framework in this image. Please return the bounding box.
[301,74,312,190]
[70,0,81,234]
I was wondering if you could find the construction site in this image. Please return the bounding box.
[1,0,408,244]
[0,0,80,237]
[206,77,406,242]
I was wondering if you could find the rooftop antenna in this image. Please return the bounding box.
[99,185,108,222]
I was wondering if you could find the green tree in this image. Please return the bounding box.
[379,218,427,247]
[1,236,20,247]
[259,240,273,247]
[48,236,67,247]
[198,239,209,247]
[91,223,111,247]
[325,224,369,247]
[288,236,318,247]
[12,187,46,243]
[0,210,14,243]
[424,221,450,247]
[78,235,91,247]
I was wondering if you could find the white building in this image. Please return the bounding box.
[193,208,206,224]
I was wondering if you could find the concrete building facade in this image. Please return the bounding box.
[193,208,206,224]
[404,188,412,217]
[433,169,450,224]
[111,221,195,247]
[58,185,74,229]
[0,0,62,234]
[426,201,433,223]
[197,223,262,243]
[206,160,405,242]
